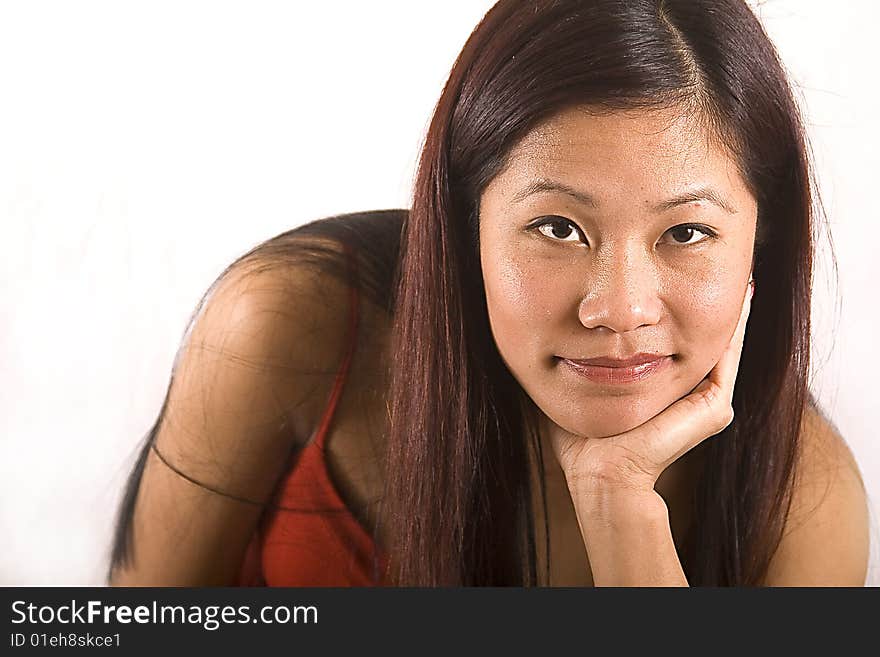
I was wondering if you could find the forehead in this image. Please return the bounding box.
[491,106,749,204]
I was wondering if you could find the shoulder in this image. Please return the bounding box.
[109,237,369,584]
[191,240,356,381]
[162,239,362,484]
[763,399,870,586]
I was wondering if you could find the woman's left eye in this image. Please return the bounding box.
[662,224,717,246]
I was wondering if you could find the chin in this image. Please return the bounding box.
[570,415,648,439]
[544,394,675,440]
[560,415,647,440]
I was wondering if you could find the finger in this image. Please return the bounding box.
[706,280,753,400]
[617,375,738,478]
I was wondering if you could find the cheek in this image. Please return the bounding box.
[483,251,571,354]
[671,264,745,369]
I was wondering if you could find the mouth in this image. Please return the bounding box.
[557,354,673,385]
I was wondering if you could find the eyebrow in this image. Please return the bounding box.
[511,178,738,214]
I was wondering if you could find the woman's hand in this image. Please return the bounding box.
[547,280,754,498]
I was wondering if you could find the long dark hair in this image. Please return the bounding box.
[383,0,819,585]
[110,0,823,586]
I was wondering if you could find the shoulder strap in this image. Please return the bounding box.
[313,244,360,450]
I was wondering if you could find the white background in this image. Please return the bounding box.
[1,1,877,585]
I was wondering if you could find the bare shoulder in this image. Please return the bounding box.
[763,399,870,586]
[111,242,364,584]
[163,244,362,475]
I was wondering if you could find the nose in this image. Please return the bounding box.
[577,249,662,333]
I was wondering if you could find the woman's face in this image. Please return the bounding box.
[479,106,758,439]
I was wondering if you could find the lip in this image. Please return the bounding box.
[560,354,672,385]
[566,353,667,368]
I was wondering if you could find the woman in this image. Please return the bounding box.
[108,0,869,586]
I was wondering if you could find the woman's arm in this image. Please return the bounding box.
[568,483,688,586]
[109,260,354,585]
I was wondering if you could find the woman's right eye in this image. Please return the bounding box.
[533,217,585,244]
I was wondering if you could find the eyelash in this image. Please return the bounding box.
[529,216,718,247]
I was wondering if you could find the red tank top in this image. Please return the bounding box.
[234,276,389,586]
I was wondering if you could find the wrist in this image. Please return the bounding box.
[569,483,668,526]
[574,490,687,587]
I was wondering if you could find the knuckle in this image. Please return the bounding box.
[687,384,719,417]
[699,383,720,407]
[715,406,735,433]
[693,382,734,434]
